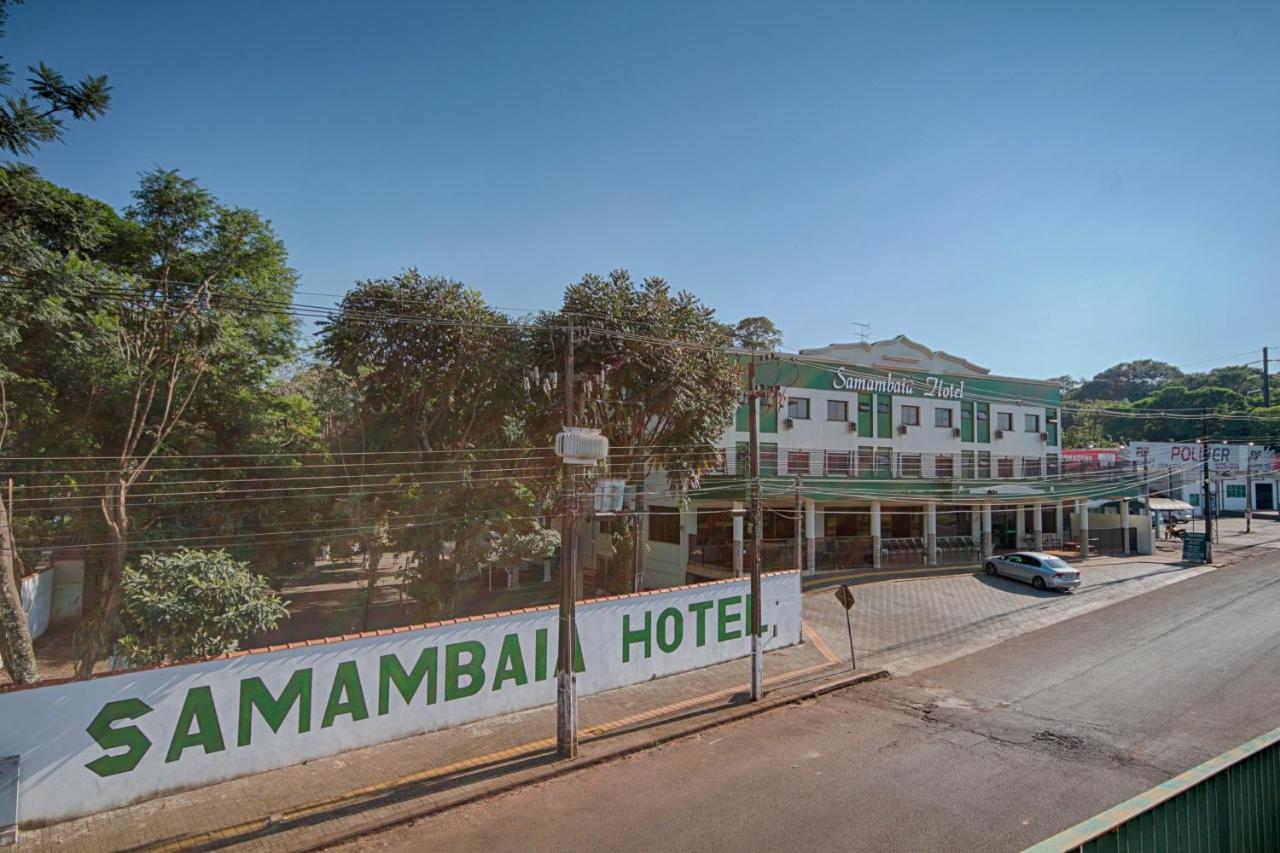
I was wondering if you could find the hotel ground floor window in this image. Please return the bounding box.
[938,510,969,537]
[826,450,852,476]
[824,508,870,537]
[649,508,681,544]
[889,507,923,537]
[763,508,798,540]
[695,510,734,542]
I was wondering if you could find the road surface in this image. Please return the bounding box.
[343,549,1280,852]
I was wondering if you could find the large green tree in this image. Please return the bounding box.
[527,270,739,592]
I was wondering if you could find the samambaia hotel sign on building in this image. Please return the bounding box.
[585,336,1149,588]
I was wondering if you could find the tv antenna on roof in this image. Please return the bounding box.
[852,322,871,344]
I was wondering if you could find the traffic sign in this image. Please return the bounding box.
[835,584,855,610]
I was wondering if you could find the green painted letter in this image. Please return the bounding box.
[687,600,713,647]
[165,686,225,763]
[622,611,652,662]
[85,698,153,777]
[378,648,438,715]
[534,628,548,681]
[238,669,312,746]
[322,661,369,728]
[656,607,683,654]
[492,633,529,691]
[445,641,486,700]
[717,595,742,642]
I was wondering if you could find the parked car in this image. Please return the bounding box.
[984,551,1081,592]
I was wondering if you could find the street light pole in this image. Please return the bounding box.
[747,355,763,701]
[1201,409,1213,562]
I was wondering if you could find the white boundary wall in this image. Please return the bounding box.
[19,570,52,642]
[0,571,801,826]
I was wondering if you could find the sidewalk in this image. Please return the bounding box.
[20,631,864,852]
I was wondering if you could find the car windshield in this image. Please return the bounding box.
[1043,557,1070,569]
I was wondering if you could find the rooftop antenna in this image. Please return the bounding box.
[852,321,870,344]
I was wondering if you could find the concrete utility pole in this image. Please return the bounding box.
[1246,442,1254,534]
[794,474,803,574]
[1201,409,1213,562]
[557,324,578,759]
[747,356,764,701]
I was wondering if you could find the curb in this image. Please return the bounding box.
[282,667,889,852]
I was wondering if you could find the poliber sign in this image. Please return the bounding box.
[0,573,801,826]
[1129,442,1274,476]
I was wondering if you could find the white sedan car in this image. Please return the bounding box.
[984,551,1081,592]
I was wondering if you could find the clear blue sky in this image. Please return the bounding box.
[10,0,1280,379]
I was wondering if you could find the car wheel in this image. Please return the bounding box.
[985,562,997,576]
[1032,576,1047,590]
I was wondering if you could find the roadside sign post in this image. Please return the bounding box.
[1182,531,1209,564]
[835,584,856,670]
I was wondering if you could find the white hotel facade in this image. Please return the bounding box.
[588,336,1150,590]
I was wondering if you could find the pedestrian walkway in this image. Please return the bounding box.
[19,631,852,852]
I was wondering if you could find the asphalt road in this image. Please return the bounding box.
[344,550,1280,853]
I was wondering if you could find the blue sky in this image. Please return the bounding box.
[9,1,1280,379]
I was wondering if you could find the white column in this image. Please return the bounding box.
[981,503,993,558]
[871,500,883,569]
[925,501,938,566]
[1120,499,1131,555]
[732,502,744,577]
[1078,498,1090,558]
[1015,504,1026,550]
[1033,501,1044,551]
[970,505,981,544]
[542,558,552,584]
[805,499,818,574]
[1055,500,1064,548]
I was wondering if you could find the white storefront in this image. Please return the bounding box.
[1129,442,1278,517]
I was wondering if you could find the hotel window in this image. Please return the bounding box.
[826,450,852,476]
[961,449,976,478]
[787,397,810,420]
[649,508,681,544]
[902,405,920,426]
[1046,453,1059,475]
[997,456,1015,478]
[997,411,1014,432]
[1024,457,1041,477]
[977,451,992,478]
[827,399,849,421]
[1025,413,1040,433]
[935,454,955,479]
[857,445,874,477]
[935,407,953,428]
[787,450,811,474]
[875,447,893,477]
[976,403,990,442]
[900,453,922,478]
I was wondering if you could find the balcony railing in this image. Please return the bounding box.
[704,446,1139,482]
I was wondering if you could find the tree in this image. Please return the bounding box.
[319,272,526,622]
[730,316,783,352]
[116,549,288,666]
[1076,360,1185,402]
[0,0,111,156]
[61,169,298,673]
[528,270,739,592]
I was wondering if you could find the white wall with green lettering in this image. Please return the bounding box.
[0,572,801,826]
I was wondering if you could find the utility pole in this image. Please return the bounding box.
[1201,409,1213,562]
[557,324,578,759]
[1264,347,1271,408]
[1246,442,1254,534]
[746,355,764,701]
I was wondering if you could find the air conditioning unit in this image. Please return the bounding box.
[897,424,908,435]
[784,418,795,430]
[952,428,962,438]
[994,429,1004,439]
[1039,432,1049,442]
[847,422,858,433]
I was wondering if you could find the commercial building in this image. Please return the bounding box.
[1127,441,1279,518]
[598,336,1149,589]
